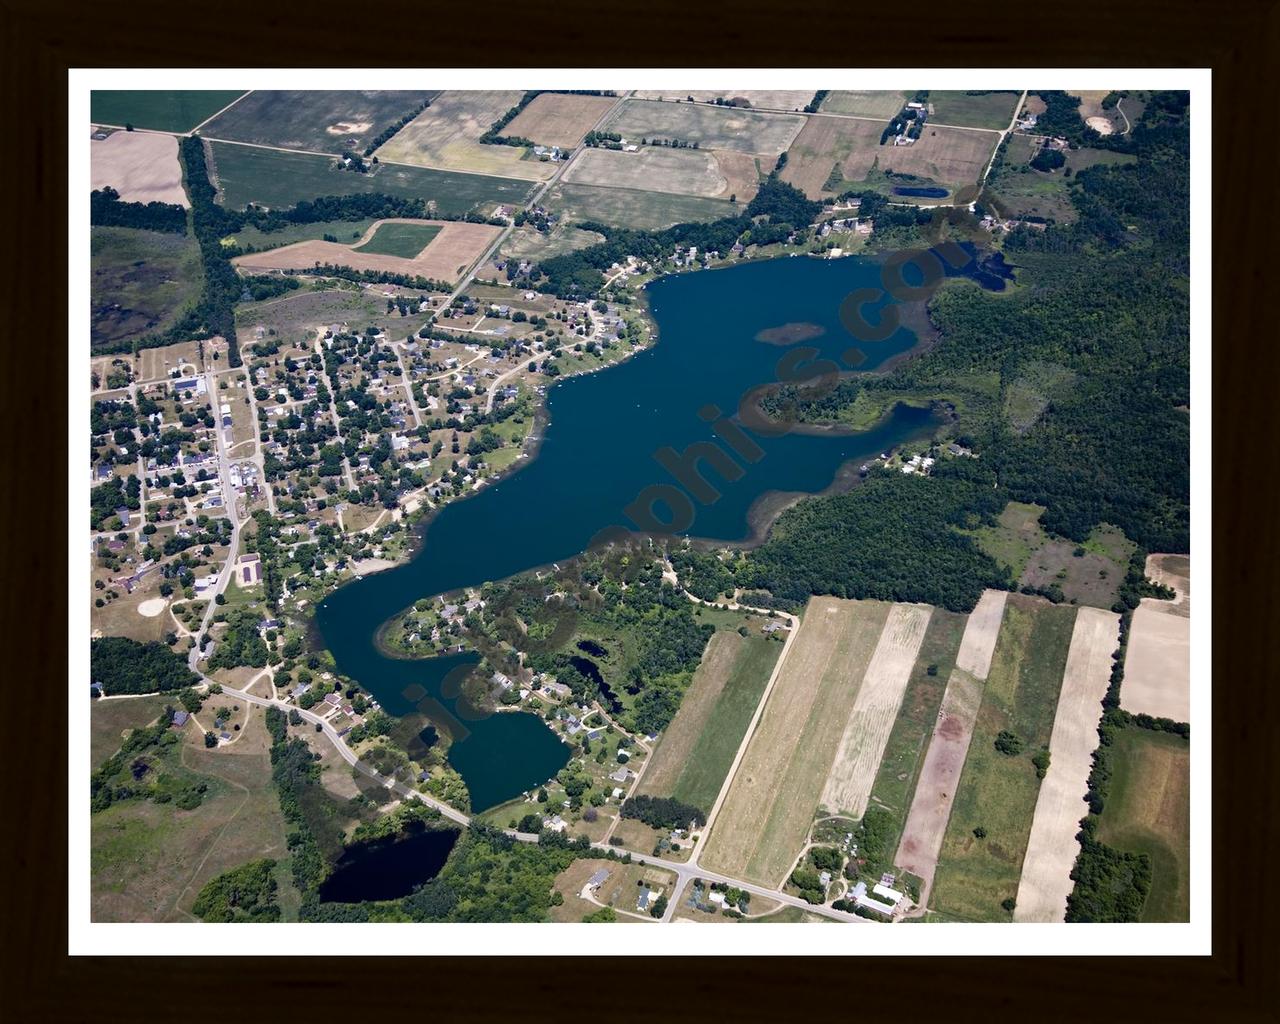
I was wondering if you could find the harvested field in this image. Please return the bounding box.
[233,219,501,285]
[1095,727,1190,921]
[603,99,804,157]
[545,181,733,231]
[373,90,552,180]
[200,90,434,155]
[503,92,618,148]
[1121,603,1191,722]
[1015,608,1120,922]
[894,591,1007,894]
[91,131,188,206]
[928,91,1020,130]
[820,604,933,818]
[955,589,1008,679]
[700,597,890,887]
[930,597,1078,921]
[820,91,912,118]
[91,90,246,133]
[633,91,816,111]
[638,632,780,814]
[208,140,532,215]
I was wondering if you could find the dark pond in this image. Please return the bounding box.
[576,639,609,658]
[569,654,623,714]
[318,828,460,903]
[893,186,949,198]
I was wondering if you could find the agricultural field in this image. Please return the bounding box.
[930,595,1078,921]
[928,91,1020,130]
[1121,555,1191,723]
[91,706,294,922]
[373,90,553,180]
[91,131,188,206]
[208,140,533,215]
[637,630,782,815]
[862,610,967,846]
[200,90,434,155]
[1095,726,1191,922]
[895,591,1007,897]
[781,116,996,201]
[819,91,912,119]
[563,146,762,202]
[820,604,933,819]
[966,500,1135,609]
[233,219,502,285]
[632,91,816,111]
[353,220,442,258]
[230,217,383,253]
[700,597,890,887]
[1015,608,1120,922]
[90,226,202,351]
[602,99,805,157]
[544,182,734,231]
[91,90,246,133]
[503,92,618,148]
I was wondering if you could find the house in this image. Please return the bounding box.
[325,692,342,707]
[219,731,232,741]
[171,710,189,727]
[636,888,651,912]
[819,871,832,889]
[708,890,725,906]
[609,766,631,783]
[585,868,609,893]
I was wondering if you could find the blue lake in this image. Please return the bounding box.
[316,249,994,810]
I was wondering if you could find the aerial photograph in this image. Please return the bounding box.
[82,82,1194,933]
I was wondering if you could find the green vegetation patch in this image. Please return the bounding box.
[91,90,246,133]
[209,141,532,215]
[353,221,442,258]
[931,597,1078,920]
[91,226,203,351]
[1094,726,1189,921]
[200,90,432,155]
[929,91,1021,130]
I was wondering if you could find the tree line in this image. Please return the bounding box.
[90,187,186,234]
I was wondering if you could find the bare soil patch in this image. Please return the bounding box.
[1015,607,1120,921]
[955,590,1008,680]
[1145,553,1190,616]
[820,603,933,818]
[91,131,189,207]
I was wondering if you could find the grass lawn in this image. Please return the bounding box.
[865,609,967,848]
[91,91,246,133]
[1096,727,1190,922]
[209,141,533,216]
[91,226,203,352]
[930,597,1078,921]
[354,221,442,258]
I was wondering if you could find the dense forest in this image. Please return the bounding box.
[739,91,1191,609]
[90,636,197,694]
[90,187,186,234]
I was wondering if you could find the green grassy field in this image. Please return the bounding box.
[983,135,1077,223]
[930,597,1078,921]
[209,140,533,215]
[90,696,174,770]
[819,90,912,118]
[865,609,968,849]
[230,217,381,252]
[545,181,734,231]
[91,91,246,133]
[664,635,781,813]
[928,91,1021,130]
[234,286,382,349]
[200,90,434,155]
[354,221,442,258]
[91,225,203,351]
[1096,727,1190,922]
